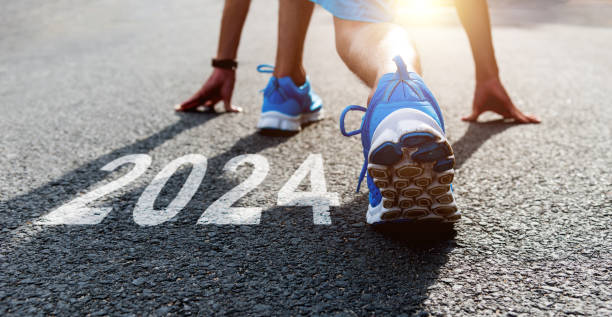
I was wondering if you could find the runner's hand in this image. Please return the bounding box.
[175,68,242,112]
[462,77,539,123]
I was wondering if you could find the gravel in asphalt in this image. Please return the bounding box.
[1,0,611,315]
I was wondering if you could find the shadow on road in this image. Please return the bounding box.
[0,117,456,314]
[451,120,517,170]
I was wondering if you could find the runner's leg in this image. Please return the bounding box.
[333,18,421,99]
[273,0,315,86]
[330,9,459,224]
[256,0,322,132]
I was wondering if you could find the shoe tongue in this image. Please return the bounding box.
[393,55,412,80]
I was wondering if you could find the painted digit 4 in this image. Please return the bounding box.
[37,154,152,225]
[277,154,340,225]
[197,154,269,225]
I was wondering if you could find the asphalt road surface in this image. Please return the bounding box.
[1,0,611,315]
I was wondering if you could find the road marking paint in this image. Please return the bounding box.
[133,154,207,226]
[31,153,342,227]
[36,154,151,225]
[277,154,340,225]
[197,154,269,225]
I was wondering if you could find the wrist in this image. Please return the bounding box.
[475,64,499,83]
[475,69,499,83]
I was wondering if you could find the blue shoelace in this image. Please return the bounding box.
[339,105,370,192]
[256,64,274,74]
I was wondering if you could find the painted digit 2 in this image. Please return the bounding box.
[197,154,269,225]
[37,154,152,225]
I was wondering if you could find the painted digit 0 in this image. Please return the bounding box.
[133,154,207,226]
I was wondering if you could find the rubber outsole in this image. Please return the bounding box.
[364,110,460,225]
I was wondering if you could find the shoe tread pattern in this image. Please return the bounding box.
[368,132,460,224]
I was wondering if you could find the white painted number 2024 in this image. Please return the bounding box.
[38,153,338,226]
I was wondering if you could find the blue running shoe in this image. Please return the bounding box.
[339,56,460,224]
[256,65,324,131]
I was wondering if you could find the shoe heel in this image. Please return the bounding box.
[365,109,460,224]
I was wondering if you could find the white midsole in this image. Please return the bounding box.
[369,108,444,158]
[257,109,324,131]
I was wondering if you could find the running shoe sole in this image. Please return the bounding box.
[365,108,460,225]
[257,109,324,131]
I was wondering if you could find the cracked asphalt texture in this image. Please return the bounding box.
[1,0,611,315]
